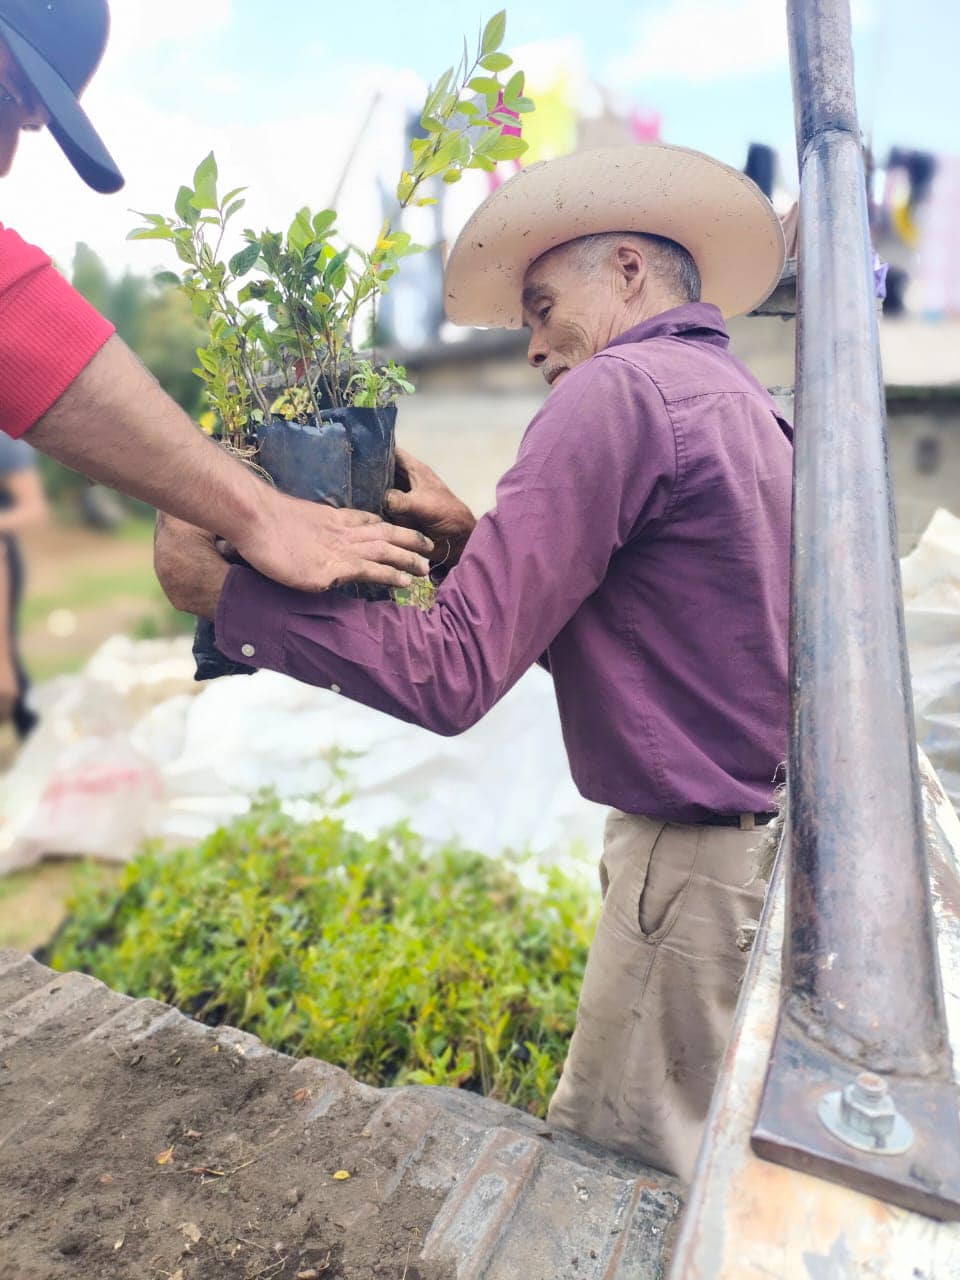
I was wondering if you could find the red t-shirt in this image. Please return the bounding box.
[0,225,114,438]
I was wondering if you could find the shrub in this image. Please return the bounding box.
[50,799,595,1115]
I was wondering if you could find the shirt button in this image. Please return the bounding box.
[241,643,256,658]
[330,683,341,694]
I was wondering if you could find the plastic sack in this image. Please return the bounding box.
[196,407,397,681]
[0,636,199,870]
[902,507,960,809]
[0,642,604,881]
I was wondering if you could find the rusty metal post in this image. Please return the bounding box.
[750,0,960,1218]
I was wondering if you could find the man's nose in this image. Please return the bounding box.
[527,331,548,368]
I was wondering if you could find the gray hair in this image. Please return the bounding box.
[565,231,702,303]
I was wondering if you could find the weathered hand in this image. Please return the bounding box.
[384,448,476,567]
[235,488,433,592]
[154,513,231,621]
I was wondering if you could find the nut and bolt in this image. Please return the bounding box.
[840,1072,897,1142]
[818,1070,915,1155]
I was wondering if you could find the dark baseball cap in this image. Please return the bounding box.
[0,0,123,193]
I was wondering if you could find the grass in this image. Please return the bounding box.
[0,860,122,953]
[21,567,166,628]
[21,520,160,628]
[19,517,190,682]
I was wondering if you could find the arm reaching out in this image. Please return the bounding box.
[0,226,430,591]
[28,337,432,592]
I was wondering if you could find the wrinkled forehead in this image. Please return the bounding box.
[521,242,577,307]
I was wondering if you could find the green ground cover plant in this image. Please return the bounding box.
[50,799,594,1115]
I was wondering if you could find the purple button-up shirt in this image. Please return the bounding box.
[217,303,792,822]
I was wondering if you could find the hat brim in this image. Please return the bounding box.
[444,144,785,327]
[0,17,123,193]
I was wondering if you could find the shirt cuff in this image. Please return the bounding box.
[215,565,296,673]
[0,256,114,438]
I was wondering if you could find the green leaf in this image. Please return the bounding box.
[229,242,261,277]
[175,185,199,225]
[423,67,453,120]
[153,270,181,287]
[485,135,527,162]
[481,10,507,55]
[323,248,350,284]
[514,96,535,113]
[288,207,314,254]
[468,76,500,96]
[504,70,525,103]
[127,226,174,241]
[312,209,337,237]
[480,52,512,72]
[191,152,219,210]
[443,169,463,184]
[196,345,220,374]
[221,185,247,205]
[224,198,246,222]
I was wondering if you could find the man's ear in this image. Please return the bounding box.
[616,243,646,297]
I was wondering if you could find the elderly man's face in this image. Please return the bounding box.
[0,41,49,177]
[521,242,638,390]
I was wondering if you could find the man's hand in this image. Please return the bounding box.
[238,487,433,593]
[30,336,433,593]
[154,513,231,621]
[385,448,477,568]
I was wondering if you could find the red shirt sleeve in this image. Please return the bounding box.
[0,225,115,438]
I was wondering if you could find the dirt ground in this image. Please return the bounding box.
[0,1010,453,1280]
[18,518,172,684]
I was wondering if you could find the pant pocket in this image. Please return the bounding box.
[637,823,702,942]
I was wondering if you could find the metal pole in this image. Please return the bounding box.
[751,0,960,1218]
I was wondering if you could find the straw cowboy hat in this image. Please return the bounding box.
[444,143,785,328]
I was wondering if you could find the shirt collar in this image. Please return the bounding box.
[603,302,729,352]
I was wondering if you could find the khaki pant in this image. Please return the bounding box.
[547,809,766,1183]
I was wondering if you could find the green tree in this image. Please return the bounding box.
[71,242,206,417]
[39,245,209,522]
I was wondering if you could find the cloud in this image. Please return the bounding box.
[0,16,579,285]
[106,0,233,60]
[0,25,427,280]
[609,0,874,87]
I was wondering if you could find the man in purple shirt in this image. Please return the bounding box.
[155,144,791,1182]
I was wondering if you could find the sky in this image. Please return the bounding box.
[1,0,956,280]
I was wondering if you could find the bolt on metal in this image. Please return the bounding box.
[818,1071,915,1155]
